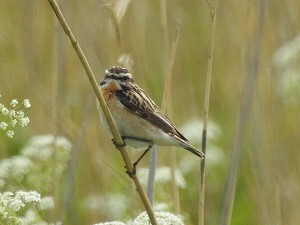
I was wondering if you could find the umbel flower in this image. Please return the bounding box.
[0,95,31,138]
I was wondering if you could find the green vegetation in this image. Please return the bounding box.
[0,0,299,224]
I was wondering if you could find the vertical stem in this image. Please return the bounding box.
[160,20,181,214]
[51,1,59,220]
[161,20,181,111]
[198,0,218,224]
[170,145,180,214]
[147,145,157,205]
[47,1,158,224]
[219,1,266,224]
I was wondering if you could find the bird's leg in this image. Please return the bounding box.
[125,144,153,178]
[112,136,150,150]
[132,144,153,168]
[117,136,153,177]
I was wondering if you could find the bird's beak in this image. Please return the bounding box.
[100,81,106,86]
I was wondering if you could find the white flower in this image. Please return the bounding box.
[16,191,41,204]
[6,130,14,138]
[153,203,169,212]
[1,97,31,138]
[22,135,72,161]
[180,118,221,144]
[17,110,24,117]
[138,166,186,188]
[10,99,18,107]
[0,191,41,214]
[83,194,127,219]
[132,211,184,225]
[1,106,9,115]
[273,34,300,105]
[94,222,126,225]
[20,117,30,127]
[8,197,25,211]
[23,99,31,108]
[38,196,54,210]
[0,122,8,130]
[3,191,14,199]
[9,110,16,117]
[10,119,18,127]
[0,156,32,181]
[19,209,37,225]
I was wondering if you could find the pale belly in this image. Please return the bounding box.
[97,99,179,149]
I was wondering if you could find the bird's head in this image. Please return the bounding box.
[100,66,134,90]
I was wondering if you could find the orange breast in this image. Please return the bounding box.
[101,81,119,101]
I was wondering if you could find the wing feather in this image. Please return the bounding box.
[115,85,188,141]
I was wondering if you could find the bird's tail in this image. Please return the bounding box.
[184,143,205,158]
[171,134,205,158]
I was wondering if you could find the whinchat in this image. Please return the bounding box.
[98,66,204,166]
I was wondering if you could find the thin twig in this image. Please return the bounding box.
[198,0,218,224]
[161,20,181,111]
[50,10,59,221]
[161,20,181,214]
[147,145,157,205]
[148,16,181,209]
[106,6,122,53]
[47,1,157,224]
[145,0,169,207]
[219,0,267,225]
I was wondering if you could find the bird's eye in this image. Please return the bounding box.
[122,76,129,81]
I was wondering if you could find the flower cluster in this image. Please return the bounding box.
[0,135,70,225]
[93,211,184,225]
[0,191,41,224]
[0,135,71,191]
[0,95,31,138]
[132,211,184,225]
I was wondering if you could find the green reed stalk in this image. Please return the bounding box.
[47,1,158,224]
[198,0,218,224]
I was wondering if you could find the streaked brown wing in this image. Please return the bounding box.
[115,86,188,141]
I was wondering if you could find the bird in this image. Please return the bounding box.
[98,66,204,169]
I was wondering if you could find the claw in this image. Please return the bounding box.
[124,165,136,178]
[111,138,126,150]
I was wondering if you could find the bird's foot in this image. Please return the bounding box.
[124,164,137,178]
[111,138,126,150]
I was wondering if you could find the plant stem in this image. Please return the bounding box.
[161,20,181,214]
[199,0,218,224]
[47,1,158,224]
[219,1,266,224]
[147,145,157,205]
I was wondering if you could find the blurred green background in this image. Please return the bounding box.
[0,0,300,224]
